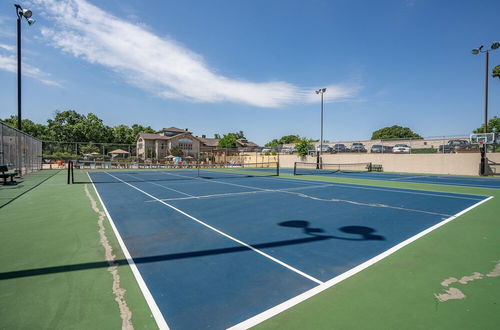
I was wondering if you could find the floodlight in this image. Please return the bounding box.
[22,9,32,18]
[472,49,479,55]
[492,42,500,50]
[322,88,327,93]
[27,18,35,25]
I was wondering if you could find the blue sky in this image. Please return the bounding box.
[0,0,499,145]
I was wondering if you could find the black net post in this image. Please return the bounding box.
[67,160,71,184]
[480,146,486,176]
[293,162,297,175]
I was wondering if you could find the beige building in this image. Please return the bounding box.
[137,127,202,159]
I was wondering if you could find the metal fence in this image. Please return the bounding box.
[0,121,42,175]
[277,134,499,155]
[42,141,137,161]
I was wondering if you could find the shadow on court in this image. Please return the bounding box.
[0,221,384,280]
[279,220,385,241]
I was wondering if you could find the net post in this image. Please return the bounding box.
[71,160,74,183]
[67,160,71,184]
[276,160,280,176]
[293,162,297,175]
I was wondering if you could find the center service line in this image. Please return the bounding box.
[105,172,324,285]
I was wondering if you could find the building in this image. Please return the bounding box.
[136,127,202,159]
[136,127,260,160]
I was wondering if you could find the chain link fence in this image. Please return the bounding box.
[276,134,498,155]
[42,141,137,164]
[0,121,42,175]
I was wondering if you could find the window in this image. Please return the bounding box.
[179,143,193,150]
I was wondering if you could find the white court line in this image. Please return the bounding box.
[88,174,170,330]
[388,175,431,181]
[228,195,494,329]
[145,184,335,202]
[104,171,323,285]
[124,173,196,198]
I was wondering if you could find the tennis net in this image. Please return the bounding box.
[68,160,279,184]
[293,161,372,175]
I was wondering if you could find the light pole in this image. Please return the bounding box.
[472,42,499,175]
[14,4,35,131]
[315,88,326,168]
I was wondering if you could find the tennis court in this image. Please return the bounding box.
[291,162,500,189]
[84,165,490,329]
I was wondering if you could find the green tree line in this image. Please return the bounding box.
[1,110,155,144]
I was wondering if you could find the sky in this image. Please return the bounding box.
[0,0,499,145]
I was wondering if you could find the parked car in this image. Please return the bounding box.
[281,147,295,154]
[437,139,475,153]
[261,148,272,153]
[350,142,367,153]
[315,144,332,153]
[392,144,411,153]
[332,143,348,153]
[370,144,393,153]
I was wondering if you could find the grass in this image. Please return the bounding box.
[0,170,498,329]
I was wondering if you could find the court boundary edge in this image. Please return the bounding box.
[228,195,494,329]
[89,176,170,330]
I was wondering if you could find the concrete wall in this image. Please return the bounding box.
[276,153,500,176]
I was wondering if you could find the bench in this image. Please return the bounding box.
[0,165,18,185]
[370,164,383,172]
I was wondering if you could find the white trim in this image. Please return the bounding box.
[228,196,494,329]
[105,172,323,285]
[89,176,170,330]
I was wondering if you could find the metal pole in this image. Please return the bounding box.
[17,16,22,130]
[484,50,489,134]
[481,51,489,175]
[320,91,324,159]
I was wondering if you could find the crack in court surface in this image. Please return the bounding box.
[84,184,134,330]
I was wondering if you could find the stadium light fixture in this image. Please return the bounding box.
[472,41,499,175]
[14,4,35,131]
[315,88,327,169]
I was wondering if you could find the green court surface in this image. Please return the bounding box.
[1,170,499,329]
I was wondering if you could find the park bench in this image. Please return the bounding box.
[371,164,383,172]
[0,165,18,185]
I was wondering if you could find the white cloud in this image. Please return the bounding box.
[0,53,62,87]
[0,43,15,52]
[32,0,361,108]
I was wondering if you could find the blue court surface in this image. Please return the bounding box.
[284,168,500,189]
[91,170,490,329]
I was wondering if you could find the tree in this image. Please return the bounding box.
[1,116,51,140]
[493,65,500,79]
[265,134,301,147]
[473,116,500,134]
[168,146,184,157]
[80,143,100,154]
[295,138,312,157]
[371,125,422,140]
[218,134,238,148]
